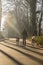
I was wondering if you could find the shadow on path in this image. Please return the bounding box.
[4,40,43,56]
[5,40,43,50]
[26,44,43,50]
[0,50,23,65]
[1,43,43,65]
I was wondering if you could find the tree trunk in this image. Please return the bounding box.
[30,0,37,36]
[39,13,42,36]
[0,0,2,30]
[39,0,43,36]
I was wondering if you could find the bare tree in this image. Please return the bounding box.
[30,0,37,36]
[0,0,2,30]
[38,0,43,35]
[36,0,43,36]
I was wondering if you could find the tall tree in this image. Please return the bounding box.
[39,0,43,35]
[0,0,2,30]
[30,0,37,36]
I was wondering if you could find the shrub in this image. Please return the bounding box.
[34,36,43,45]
